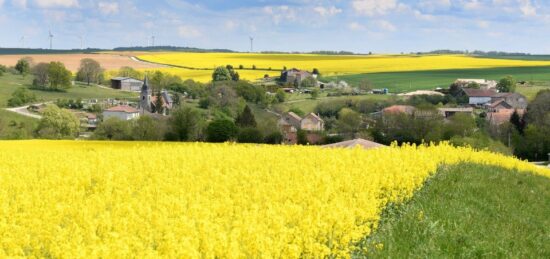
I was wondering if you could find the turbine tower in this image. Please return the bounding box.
[19,36,25,48]
[249,36,254,53]
[48,30,54,50]
[78,36,83,49]
[151,35,155,47]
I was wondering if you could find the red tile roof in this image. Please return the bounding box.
[463,88,497,97]
[105,105,139,113]
[383,105,416,115]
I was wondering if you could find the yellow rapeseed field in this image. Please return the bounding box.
[0,141,548,258]
[137,53,550,81]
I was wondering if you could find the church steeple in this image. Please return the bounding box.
[139,75,152,113]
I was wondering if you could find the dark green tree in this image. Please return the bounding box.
[497,76,516,93]
[15,58,31,76]
[7,88,36,107]
[510,110,525,135]
[206,119,238,142]
[212,66,231,81]
[167,106,202,141]
[235,105,257,128]
[275,89,286,103]
[237,127,264,143]
[92,117,133,140]
[132,116,164,140]
[154,91,164,114]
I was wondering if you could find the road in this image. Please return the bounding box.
[4,103,50,119]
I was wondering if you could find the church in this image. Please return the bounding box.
[139,76,173,115]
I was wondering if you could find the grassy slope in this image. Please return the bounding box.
[327,66,550,94]
[357,163,550,258]
[0,109,38,138]
[0,73,137,108]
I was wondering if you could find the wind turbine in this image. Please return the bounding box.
[78,36,84,49]
[19,36,25,48]
[249,36,254,53]
[151,35,155,47]
[48,30,54,50]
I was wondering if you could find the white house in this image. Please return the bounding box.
[462,88,497,105]
[103,105,140,121]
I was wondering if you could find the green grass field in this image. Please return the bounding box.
[0,74,137,108]
[0,109,38,139]
[358,163,550,258]
[327,66,550,94]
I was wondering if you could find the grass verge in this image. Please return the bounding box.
[356,163,550,258]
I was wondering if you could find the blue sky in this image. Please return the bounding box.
[0,0,549,53]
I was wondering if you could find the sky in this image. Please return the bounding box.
[0,0,549,53]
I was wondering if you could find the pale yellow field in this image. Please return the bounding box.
[138,53,550,81]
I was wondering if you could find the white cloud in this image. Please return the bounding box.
[178,25,201,39]
[518,0,536,17]
[34,0,78,8]
[414,10,436,21]
[419,0,451,10]
[348,22,366,31]
[313,6,342,17]
[462,0,482,10]
[352,0,398,16]
[224,20,238,30]
[12,0,27,8]
[98,2,118,15]
[263,5,297,25]
[477,20,489,28]
[375,20,396,31]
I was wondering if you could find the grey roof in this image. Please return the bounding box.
[161,90,173,104]
[112,77,143,83]
[142,76,150,92]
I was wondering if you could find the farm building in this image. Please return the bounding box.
[462,89,498,105]
[490,92,527,110]
[455,79,497,90]
[281,68,313,85]
[103,105,140,121]
[437,107,474,118]
[111,77,143,92]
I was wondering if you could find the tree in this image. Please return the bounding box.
[300,76,317,88]
[118,66,143,79]
[467,82,480,89]
[358,79,373,92]
[510,110,525,135]
[206,119,238,142]
[76,58,103,85]
[275,89,286,103]
[32,62,50,89]
[212,66,231,81]
[15,58,31,76]
[48,62,72,91]
[235,105,257,127]
[92,117,133,140]
[312,68,320,76]
[7,88,36,107]
[310,89,320,99]
[337,108,362,137]
[172,92,181,107]
[167,106,202,141]
[264,132,283,144]
[297,129,308,145]
[497,76,516,93]
[154,90,164,114]
[0,64,7,76]
[443,113,476,139]
[237,127,264,143]
[36,105,80,139]
[133,116,164,140]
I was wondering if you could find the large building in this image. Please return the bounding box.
[278,112,324,144]
[138,76,173,115]
[111,77,143,92]
[280,68,313,86]
[103,105,140,121]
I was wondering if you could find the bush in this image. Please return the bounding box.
[7,88,37,107]
[206,119,238,143]
[264,132,283,144]
[36,105,80,139]
[237,128,264,143]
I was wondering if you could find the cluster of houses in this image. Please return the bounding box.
[383,78,528,126]
[103,76,173,121]
[278,112,325,144]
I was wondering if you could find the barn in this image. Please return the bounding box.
[111,77,143,92]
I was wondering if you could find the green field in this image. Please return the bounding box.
[0,74,137,108]
[359,163,550,258]
[0,109,38,139]
[327,66,550,94]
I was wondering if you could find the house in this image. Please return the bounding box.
[455,79,497,90]
[281,68,313,85]
[486,109,525,126]
[490,92,527,110]
[111,77,143,92]
[279,112,325,144]
[103,105,140,121]
[382,105,416,116]
[301,113,325,131]
[462,88,498,105]
[437,107,474,118]
[323,138,386,150]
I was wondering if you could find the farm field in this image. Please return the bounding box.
[0,53,163,72]
[0,74,137,108]
[327,66,550,95]
[361,163,550,258]
[137,53,550,80]
[0,141,548,257]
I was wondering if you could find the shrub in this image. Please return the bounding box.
[237,128,264,143]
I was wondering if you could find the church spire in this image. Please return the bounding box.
[142,75,150,91]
